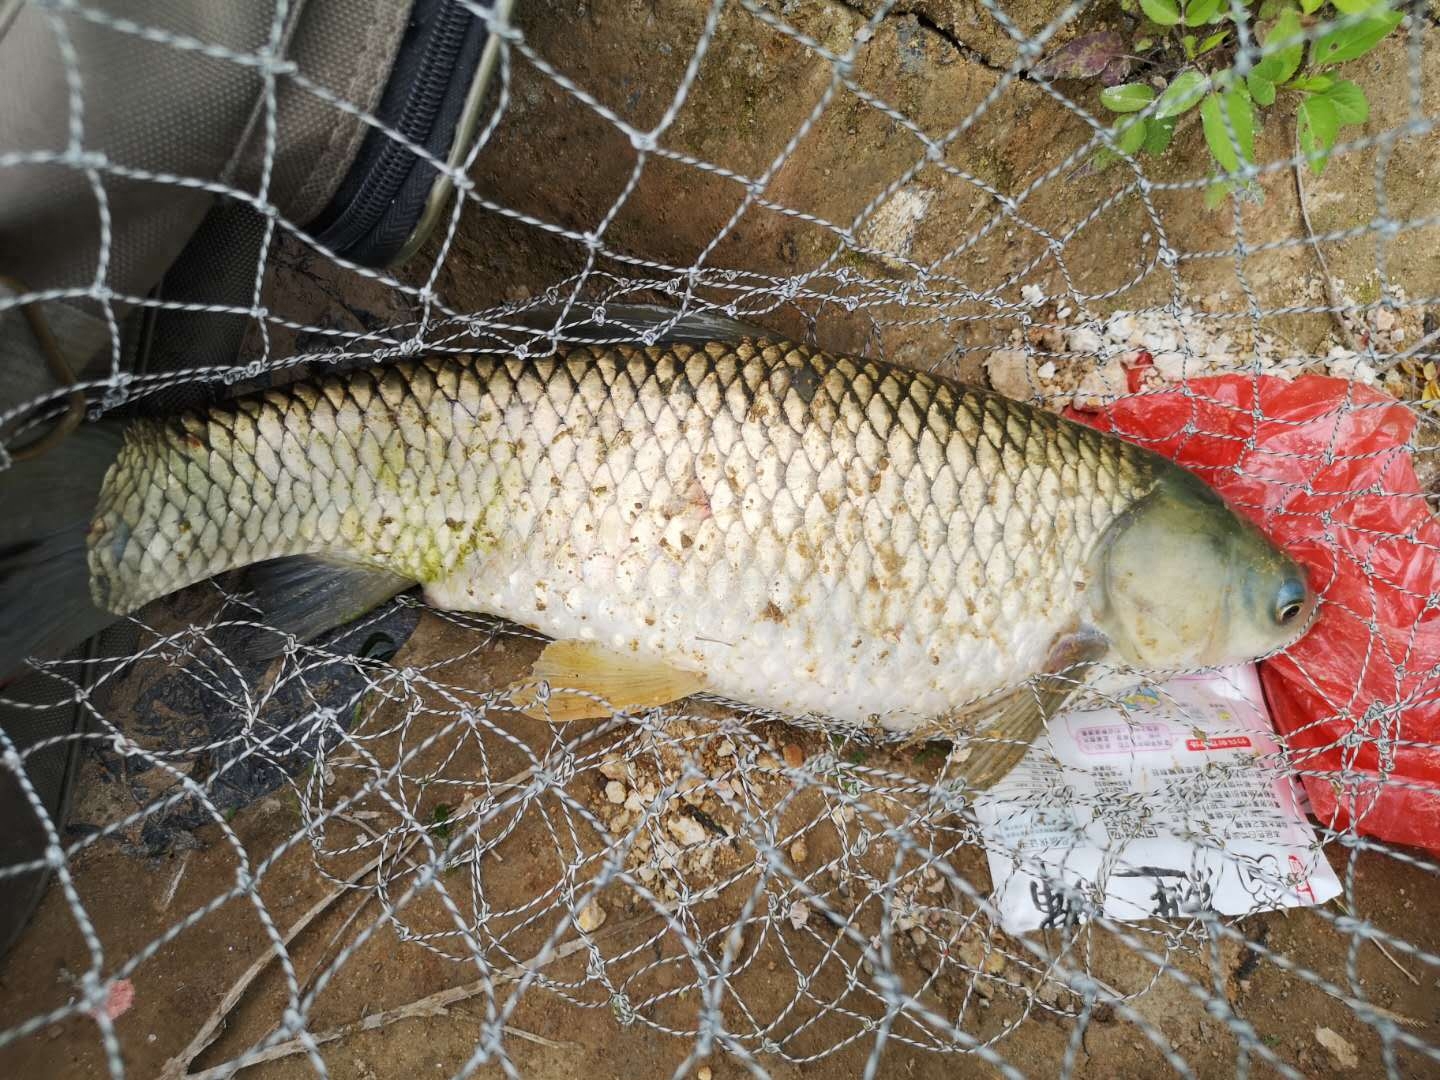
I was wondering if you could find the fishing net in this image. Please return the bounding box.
[2,0,1439,1076]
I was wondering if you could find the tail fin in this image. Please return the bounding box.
[0,424,124,679]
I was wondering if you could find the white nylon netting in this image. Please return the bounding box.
[2,1,1440,1077]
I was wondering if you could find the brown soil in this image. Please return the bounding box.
[3,608,1439,1079]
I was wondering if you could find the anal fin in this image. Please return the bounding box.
[510,640,706,722]
[949,630,1110,792]
[241,556,414,659]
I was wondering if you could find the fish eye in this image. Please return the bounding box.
[1274,578,1309,626]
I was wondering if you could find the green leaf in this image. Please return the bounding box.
[1310,10,1404,68]
[1201,89,1256,173]
[1252,10,1304,84]
[1198,29,1230,56]
[1289,74,1335,92]
[1323,79,1370,125]
[1204,178,1234,209]
[430,803,453,841]
[1090,146,1121,172]
[1298,94,1340,174]
[1100,83,1158,112]
[1140,0,1182,26]
[1332,0,1391,12]
[1299,0,1324,12]
[1155,69,1209,117]
[1185,0,1221,26]
[1135,36,1155,50]
[1182,33,1198,60]
[1144,114,1178,155]
[1247,72,1276,106]
[1114,117,1149,155]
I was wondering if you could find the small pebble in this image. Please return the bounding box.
[789,838,808,864]
[598,755,627,781]
[787,900,810,930]
[1315,1026,1357,1070]
[782,744,804,769]
[698,1068,713,1080]
[1152,350,1189,381]
[604,780,626,804]
[983,348,1034,401]
[575,899,606,933]
[667,815,707,847]
[1067,324,1102,353]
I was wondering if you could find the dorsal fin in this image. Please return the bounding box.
[494,302,773,348]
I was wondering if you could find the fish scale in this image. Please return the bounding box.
[87,339,1156,733]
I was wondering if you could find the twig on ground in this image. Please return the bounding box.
[1293,144,1359,353]
[184,913,653,1079]
[1332,899,1420,987]
[477,1024,576,1051]
[154,850,192,913]
[162,761,555,1080]
[157,835,423,1080]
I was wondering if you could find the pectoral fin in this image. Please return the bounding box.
[510,640,706,722]
[240,556,415,660]
[950,630,1110,791]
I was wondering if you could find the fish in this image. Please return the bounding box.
[0,307,1316,788]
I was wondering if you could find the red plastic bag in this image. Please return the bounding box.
[1068,373,1440,854]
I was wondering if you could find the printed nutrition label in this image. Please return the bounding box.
[973,664,1342,933]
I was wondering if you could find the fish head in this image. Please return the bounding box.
[1092,462,1316,671]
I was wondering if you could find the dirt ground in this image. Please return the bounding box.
[2,607,1440,1079]
[4,1,1440,1078]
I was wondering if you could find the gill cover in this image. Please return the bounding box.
[1094,462,1315,671]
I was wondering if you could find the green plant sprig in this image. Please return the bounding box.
[1096,0,1402,205]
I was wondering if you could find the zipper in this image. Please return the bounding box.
[312,0,479,256]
